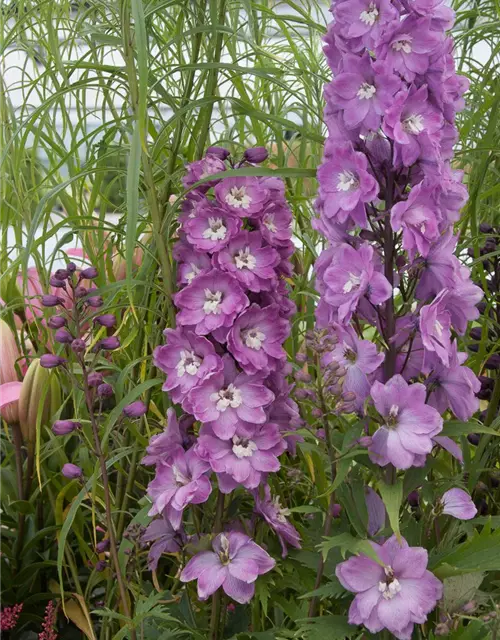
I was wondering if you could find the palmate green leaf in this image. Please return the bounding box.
[296,615,356,640]
[319,532,382,565]
[378,478,403,541]
[431,522,500,576]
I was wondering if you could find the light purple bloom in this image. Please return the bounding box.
[336,535,443,640]
[258,203,293,247]
[441,488,477,520]
[188,356,274,439]
[173,241,212,286]
[334,0,399,48]
[183,154,226,189]
[197,422,285,490]
[215,231,280,292]
[317,144,378,227]
[442,267,483,335]
[321,243,392,324]
[227,304,289,375]
[142,408,188,466]
[142,513,186,570]
[180,531,275,603]
[420,290,452,367]
[415,229,460,299]
[254,484,301,558]
[153,329,222,404]
[215,177,269,217]
[182,201,242,253]
[365,487,386,536]
[175,269,249,336]
[147,447,212,528]
[368,375,443,469]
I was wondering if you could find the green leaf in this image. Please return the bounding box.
[378,478,403,541]
[126,122,142,299]
[319,532,382,565]
[9,500,35,515]
[442,573,484,613]
[432,524,500,576]
[441,420,500,437]
[297,615,356,640]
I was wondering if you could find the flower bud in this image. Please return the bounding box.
[48,316,67,329]
[407,490,420,507]
[97,383,113,398]
[62,463,83,479]
[80,267,98,280]
[206,146,230,160]
[96,539,110,553]
[480,223,494,234]
[295,388,310,400]
[52,420,80,435]
[244,146,268,163]
[357,436,372,448]
[71,339,86,353]
[95,560,107,572]
[66,262,77,273]
[331,503,342,518]
[342,391,357,403]
[294,370,311,383]
[311,407,322,418]
[42,294,64,307]
[94,314,116,328]
[336,366,347,377]
[359,229,378,242]
[462,600,477,614]
[485,354,500,370]
[0,320,21,386]
[295,353,307,364]
[19,359,62,444]
[54,269,69,281]
[55,328,73,344]
[75,285,88,298]
[49,276,66,288]
[88,372,104,387]
[123,400,147,418]
[467,433,480,446]
[40,354,66,368]
[98,336,120,351]
[87,296,103,308]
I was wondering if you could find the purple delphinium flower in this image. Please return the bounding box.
[321,243,392,324]
[188,356,274,439]
[180,531,275,603]
[368,374,443,469]
[173,241,212,286]
[419,290,452,367]
[317,144,379,227]
[442,267,483,335]
[215,177,269,217]
[365,486,386,536]
[182,201,242,253]
[440,488,477,520]
[147,447,212,528]
[215,231,280,292]
[175,269,249,336]
[142,409,193,466]
[254,484,301,557]
[227,304,289,375]
[415,229,459,299]
[336,535,443,640]
[258,203,293,247]
[183,153,226,189]
[153,329,222,404]
[334,0,400,48]
[197,422,286,491]
[141,513,186,570]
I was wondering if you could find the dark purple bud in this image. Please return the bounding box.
[95,560,107,572]
[485,355,500,370]
[331,503,342,518]
[94,314,116,328]
[294,370,311,383]
[123,400,147,418]
[295,388,310,400]
[48,315,67,329]
[477,388,492,401]
[480,223,494,234]
[66,262,77,273]
[475,498,488,516]
[244,146,268,163]
[88,372,104,387]
[491,473,500,488]
[295,353,307,364]
[75,285,88,298]
[206,146,230,160]
[407,490,419,507]
[87,296,103,308]
[71,338,86,353]
[97,383,113,398]
[469,327,482,341]
[96,539,110,553]
[62,463,82,479]
[395,255,406,270]
[467,433,480,446]
[42,294,64,307]
[477,302,487,315]
[468,343,479,353]
[52,420,80,435]
[484,239,497,252]
[98,336,120,351]
[80,267,98,279]
[55,328,73,344]
[50,276,66,288]
[40,354,66,368]
[357,436,372,448]
[54,269,69,280]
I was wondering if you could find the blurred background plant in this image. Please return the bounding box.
[1,0,500,638]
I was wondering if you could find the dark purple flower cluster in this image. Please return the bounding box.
[146,147,301,602]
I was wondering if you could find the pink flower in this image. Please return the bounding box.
[441,488,477,520]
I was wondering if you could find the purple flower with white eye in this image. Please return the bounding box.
[376,16,443,81]
[182,202,242,253]
[142,408,188,466]
[390,182,440,260]
[442,267,483,335]
[254,484,301,557]
[215,177,269,217]
[188,356,274,439]
[317,144,378,227]
[173,241,212,286]
[227,304,289,375]
[415,229,460,299]
[328,53,401,132]
[365,487,386,536]
[323,324,384,410]
[215,231,280,292]
[147,447,212,528]
[141,513,186,570]
[368,375,443,470]
[153,329,222,405]
[174,270,249,336]
[409,0,455,30]
[321,243,392,324]
[180,531,275,603]
[258,203,293,246]
[420,290,452,367]
[334,0,400,48]
[183,153,226,189]
[440,488,477,520]
[197,422,285,490]
[383,86,443,167]
[336,535,443,640]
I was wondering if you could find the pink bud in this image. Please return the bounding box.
[0,320,21,386]
[62,463,83,479]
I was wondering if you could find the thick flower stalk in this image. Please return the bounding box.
[148,147,301,609]
[315,1,482,637]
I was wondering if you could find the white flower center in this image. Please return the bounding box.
[203,289,223,314]
[357,83,377,100]
[219,533,230,555]
[343,272,362,294]
[263,215,278,233]
[360,3,379,26]
[378,566,402,600]
[337,170,359,192]
[272,496,291,522]
[211,383,242,411]
[234,246,257,270]
[232,436,258,459]
[172,464,190,486]
[243,327,265,350]
[186,263,200,284]
[435,319,443,336]
[392,37,412,54]
[225,186,252,209]
[402,114,425,135]
[389,404,399,418]
[176,350,202,377]
[202,217,227,241]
